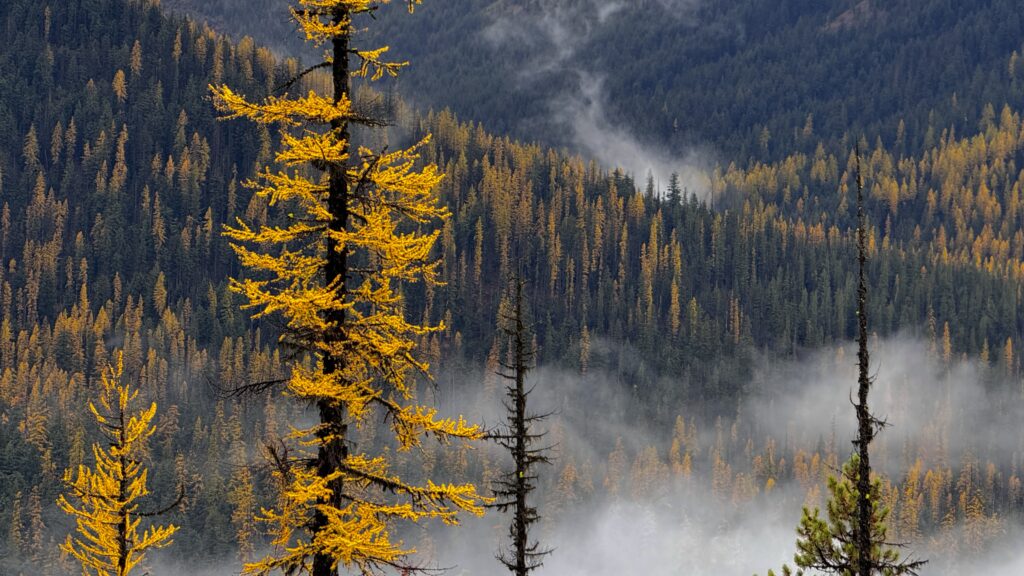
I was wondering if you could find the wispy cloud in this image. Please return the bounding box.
[481,0,713,198]
[563,72,713,197]
[425,334,1024,575]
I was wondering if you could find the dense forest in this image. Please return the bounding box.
[2,0,1024,574]
[163,0,1024,163]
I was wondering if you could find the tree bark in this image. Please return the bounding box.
[854,147,873,576]
[313,5,351,576]
[513,281,528,576]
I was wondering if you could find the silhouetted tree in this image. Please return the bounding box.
[489,277,553,576]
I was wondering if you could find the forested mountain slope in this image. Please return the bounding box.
[2,0,1024,572]
[162,0,1024,164]
[0,0,283,570]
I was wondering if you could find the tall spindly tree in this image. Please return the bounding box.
[211,1,487,575]
[57,352,179,576]
[488,278,552,576]
[767,148,925,576]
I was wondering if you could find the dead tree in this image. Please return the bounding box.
[488,277,553,576]
[851,145,924,576]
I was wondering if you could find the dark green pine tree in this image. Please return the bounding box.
[667,172,682,206]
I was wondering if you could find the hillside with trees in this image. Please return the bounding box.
[162,0,1024,163]
[1,0,1024,574]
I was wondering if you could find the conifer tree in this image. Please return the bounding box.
[488,278,552,575]
[211,1,487,574]
[766,148,925,576]
[57,352,178,576]
[846,145,924,576]
[8,490,24,557]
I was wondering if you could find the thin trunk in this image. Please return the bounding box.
[513,282,527,576]
[854,146,873,576]
[118,401,130,576]
[491,278,550,575]
[313,6,351,576]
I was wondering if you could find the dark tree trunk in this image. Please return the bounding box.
[312,5,351,576]
[490,278,551,576]
[512,282,528,575]
[118,407,130,576]
[854,147,873,576]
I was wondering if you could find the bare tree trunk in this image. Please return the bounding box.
[491,278,551,576]
[513,286,528,575]
[854,146,873,576]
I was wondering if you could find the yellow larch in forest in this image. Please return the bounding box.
[57,352,177,576]
[211,1,488,575]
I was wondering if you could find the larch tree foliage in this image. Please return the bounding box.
[210,1,487,575]
[487,278,552,576]
[57,352,179,576]
[767,148,925,576]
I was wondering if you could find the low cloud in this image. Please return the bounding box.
[432,487,802,576]
[563,72,714,198]
[425,334,1024,575]
[743,335,1024,469]
[481,0,714,199]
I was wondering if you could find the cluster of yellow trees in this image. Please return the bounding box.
[715,104,1024,279]
[57,1,491,575]
[29,1,1024,574]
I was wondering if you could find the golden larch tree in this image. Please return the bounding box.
[210,1,487,575]
[57,352,178,576]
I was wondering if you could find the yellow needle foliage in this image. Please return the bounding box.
[57,352,177,576]
[211,1,487,574]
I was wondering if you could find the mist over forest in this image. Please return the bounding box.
[3,0,1024,575]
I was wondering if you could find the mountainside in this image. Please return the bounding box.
[3,0,1024,573]
[163,0,1024,165]
[145,0,1024,371]
[3,0,1022,422]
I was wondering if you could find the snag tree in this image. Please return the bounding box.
[767,148,925,576]
[488,278,552,576]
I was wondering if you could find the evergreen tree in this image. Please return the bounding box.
[211,1,487,574]
[667,172,682,206]
[767,148,925,576]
